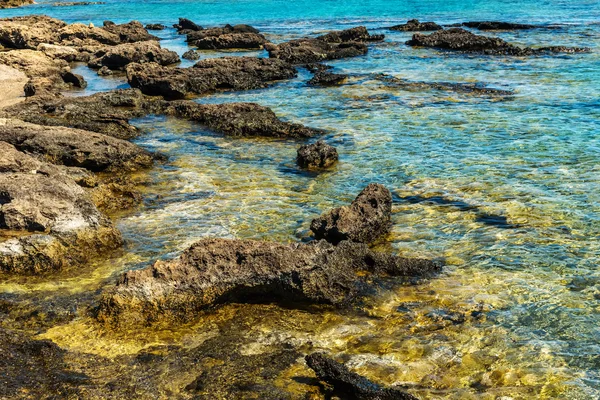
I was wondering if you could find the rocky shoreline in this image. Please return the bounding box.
[0,12,594,399]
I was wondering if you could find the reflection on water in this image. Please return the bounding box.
[1,0,600,398]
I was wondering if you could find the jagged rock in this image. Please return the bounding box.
[462,21,537,30]
[266,26,381,64]
[0,49,71,94]
[58,23,121,46]
[306,353,418,400]
[174,17,203,33]
[102,20,158,43]
[126,57,297,99]
[297,140,338,168]
[406,28,590,55]
[186,24,267,50]
[308,70,348,86]
[98,66,113,76]
[164,101,322,138]
[36,43,81,62]
[0,16,67,49]
[182,49,200,60]
[61,71,87,88]
[311,184,392,244]
[388,19,442,31]
[94,238,440,326]
[0,0,33,8]
[0,118,154,172]
[145,24,166,31]
[88,41,180,70]
[0,142,122,274]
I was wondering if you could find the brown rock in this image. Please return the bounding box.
[88,40,180,70]
[297,140,338,168]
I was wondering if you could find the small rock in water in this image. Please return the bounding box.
[462,21,538,30]
[297,140,338,169]
[174,17,203,33]
[98,66,113,75]
[308,70,348,86]
[388,19,442,31]
[145,23,166,30]
[311,183,392,244]
[182,49,200,60]
[61,70,87,88]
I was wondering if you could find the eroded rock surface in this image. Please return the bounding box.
[306,352,418,400]
[88,40,180,70]
[308,70,348,86]
[95,238,440,326]
[462,21,538,30]
[388,19,442,31]
[311,183,392,244]
[102,20,158,43]
[266,26,383,64]
[0,0,33,8]
[297,140,339,168]
[406,28,590,55]
[126,57,297,99]
[186,24,268,50]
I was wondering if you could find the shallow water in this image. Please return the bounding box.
[1,0,600,398]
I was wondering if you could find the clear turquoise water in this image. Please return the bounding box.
[2,0,600,398]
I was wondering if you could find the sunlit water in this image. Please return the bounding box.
[1,0,600,398]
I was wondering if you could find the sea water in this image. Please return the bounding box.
[1,0,600,398]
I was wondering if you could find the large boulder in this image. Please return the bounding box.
[265,26,382,64]
[406,28,590,55]
[0,118,155,172]
[101,20,158,43]
[94,238,440,326]
[88,40,180,70]
[311,184,392,244]
[306,353,418,400]
[387,19,442,31]
[0,142,122,274]
[126,57,297,99]
[186,24,268,50]
[297,140,338,168]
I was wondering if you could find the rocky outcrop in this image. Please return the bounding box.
[388,19,442,31]
[145,24,166,31]
[164,101,323,138]
[182,49,200,60]
[186,24,267,50]
[308,70,348,86]
[126,57,297,99]
[266,26,383,64]
[88,40,180,70]
[94,238,440,326]
[305,353,418,400]
[297,140,338,168]
[406,28,590,55]
[0,118,155,172]
[0,0,32,9]
[0,142,122,274]
[101,20,159,43]
[311,184,392,244]
[462,21,537,30]
[174,17,203,33]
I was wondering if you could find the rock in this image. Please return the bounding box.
[0,142,122,274]
[388,19,442,31]
[186,24,267,50]
[462,21,537,30]
[374,73,514,96]
[305,353,418,400]
[0,64,27,109]
[58,23,121,46]
[88,41,180,70]
[0,16,67,49]
[182,49,200,60]
[52,1,105,6]
[164,101,323,138]
[61,71,87,88]
[406,28,590,55]
[126,57,297,99]
[0,118,155,172]
[98,66,113,75]
[311,184,392,244]
[145,24,166,31]
[174,17,203,33]
[101,20,158,43]
[297,140,338,169]
[308,70,348,86]
[0,0,33,8]
[94,238,440,326]
[0,49,71,94]
[304,63,333,73]
[36,43,81,62]
[266,26,381,64]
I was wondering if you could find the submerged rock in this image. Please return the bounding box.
[462,21,538,30]
[306,352,418,400]
[0,118,154,172]
[88,40,180,70]
[406,28,590,55]
[186,24,268,50]
[311,183,392,244]
[95,238,440,326]
[0,142,122,274]
[388,19,442,31]
[374,73,514,96]
[297,140,339,169]
[126,57,297,99]
[308,70,348,86]
[266,26,382,64]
